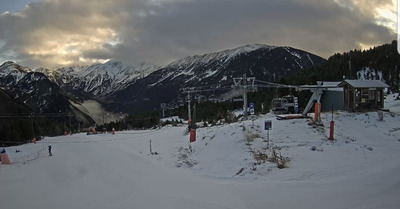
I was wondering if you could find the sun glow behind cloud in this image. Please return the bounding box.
[24,27,119,66]
[333,0,396,51]
[333,0,396,28]
[374,0,397,32]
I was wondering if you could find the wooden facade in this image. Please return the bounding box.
[339,80,389,111]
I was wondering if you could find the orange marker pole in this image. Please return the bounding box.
[329,121,335,140]
[190,129,196,143]
[314,103,320,121]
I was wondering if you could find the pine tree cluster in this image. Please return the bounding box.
[281,40,400,92]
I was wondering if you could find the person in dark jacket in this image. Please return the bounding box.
[48,145,52,156]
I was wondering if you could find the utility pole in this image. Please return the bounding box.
[69,115,72,134]
[193,104,196,128]
[182,87,195,123]
[243,74,248,120]
[30,113,35,139]
[160,103,166,118]
[188,91,191,122]
[349,51,352,79]
[396,65,399,92]
[233,74,255,120]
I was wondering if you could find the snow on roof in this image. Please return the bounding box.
[339,80,389,88]
[321,81,341,87]
[321,82,342,91]
[299,81,341,89]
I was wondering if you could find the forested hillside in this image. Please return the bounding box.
[281,40,400,92]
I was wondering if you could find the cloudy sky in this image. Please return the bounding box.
[0,0,396,68]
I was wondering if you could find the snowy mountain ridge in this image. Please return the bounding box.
[151,44,323,88]
[1,43,326,114]
[37,60,159,96]
[155,44,276,85]
[166,44,275,68]
[0,61,31,85]
[110,44,326,113]
[0,60,159,96]
[0,67,73,114]
[0,44,318,101]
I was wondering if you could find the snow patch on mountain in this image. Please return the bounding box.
[42,60,159,96]
[167,44,274,69]
[220,75,228,82]
[150,44,276,85]
[0,61,30,84]
[285,47,302,59]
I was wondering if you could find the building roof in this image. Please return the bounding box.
[300,81,339,88]
[321,81,341,87]
[338,80,389,88]
[299,81,343,91]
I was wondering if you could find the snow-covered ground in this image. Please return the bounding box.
[1,94,400,209]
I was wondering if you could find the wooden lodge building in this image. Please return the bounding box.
[338,80,389,111]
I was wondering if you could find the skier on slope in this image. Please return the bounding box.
[48,145,52,156]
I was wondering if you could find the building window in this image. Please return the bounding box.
[361,89,368,103]
[369,89,375,100]
[377,91,381,102]
[355,90,360,102]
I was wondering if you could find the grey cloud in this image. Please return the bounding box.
[0,0,395,68]
[114,0,394,62]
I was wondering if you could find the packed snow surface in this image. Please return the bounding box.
[1,95,400,209]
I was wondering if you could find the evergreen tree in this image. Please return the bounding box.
[282,40,400,92]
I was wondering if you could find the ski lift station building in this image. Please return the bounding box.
[319,81,344,112]
[338,80,389,111]
[300,81,344,114]
[300,80,389,114]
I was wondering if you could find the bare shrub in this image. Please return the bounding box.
[251,149,291,169]
[245,132,261,143]
[225,111,238,123]
[270,149,291,169]
[253,151,268,163]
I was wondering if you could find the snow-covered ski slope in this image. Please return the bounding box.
[1,95,400,209]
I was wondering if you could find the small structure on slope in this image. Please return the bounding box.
[300,81,344,116]
[338,80,389,111]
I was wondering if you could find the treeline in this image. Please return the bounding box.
[0,117,80,146]
[96,111,160,131]
[1,88,297,147]
[97,88,291,131]
[175,88,291,124]
[281,40,400,92]
[176,101,242,124]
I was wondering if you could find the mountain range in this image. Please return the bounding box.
[36,60,158,98]
[107,44,324,113]
[0,44,325,122]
